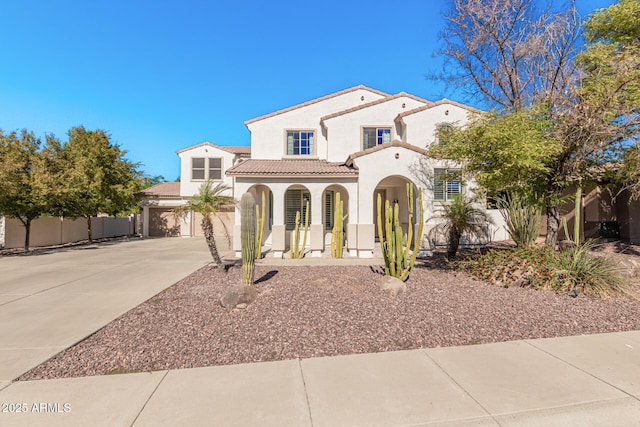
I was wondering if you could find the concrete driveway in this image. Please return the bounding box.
[0,237,213,385]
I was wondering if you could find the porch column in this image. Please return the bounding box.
[271,189,286,258]
[310,189,324,257]
[142,205,149,237]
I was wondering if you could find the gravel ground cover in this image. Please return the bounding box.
[20,253,640,381]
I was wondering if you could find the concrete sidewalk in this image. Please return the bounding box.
[0,331,638,426]
[0,237,213,385]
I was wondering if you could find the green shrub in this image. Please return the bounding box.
[549,240,629,298]
[455,241,630,298]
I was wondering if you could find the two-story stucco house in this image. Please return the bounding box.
[140,85,511,254]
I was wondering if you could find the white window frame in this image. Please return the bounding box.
[433,168,462,202]
[285,130,315,156]
[362,127,391,150]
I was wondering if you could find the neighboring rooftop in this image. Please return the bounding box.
[137,182,180,198]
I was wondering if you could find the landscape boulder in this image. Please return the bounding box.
[220,284,257,309]
[379,276,407,296]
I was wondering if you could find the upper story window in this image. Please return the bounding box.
[286,130,314,155]
[191,157,222,181]
[436,124,454,146]
[433,168,461,202]
[363,127,391,150]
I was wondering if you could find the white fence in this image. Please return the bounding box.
[0,216,136,249]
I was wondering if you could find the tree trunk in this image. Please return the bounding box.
[447,228,461,259]
[24,218,31,251]
[201,215,223,267]
[545,205,561,246]
[86,216,93,243]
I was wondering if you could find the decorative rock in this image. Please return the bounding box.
[235,303,248,310]
[379,276,407,296]
[220,285,257,309]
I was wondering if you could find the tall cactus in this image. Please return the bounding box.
[290,200,309,259]
[240,193,256,285]
[255,191,266,259]
[377,184,424,281]
[331,192,347,258]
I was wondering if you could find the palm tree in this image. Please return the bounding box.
[436,194,492,259]
[175,180,234,267]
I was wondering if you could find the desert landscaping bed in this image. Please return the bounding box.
[20,256,640,381]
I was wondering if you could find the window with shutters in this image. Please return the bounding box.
[433,168,461,202]
[285,190,311,230]
[191,157,223,181]
[362,127,391,150]
[286,130,314,155]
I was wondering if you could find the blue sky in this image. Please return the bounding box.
[0,0,615,181]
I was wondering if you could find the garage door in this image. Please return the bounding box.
[148,208,180,237]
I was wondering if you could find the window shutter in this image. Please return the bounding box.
[325,191,334,229]
[287,133,294,155]
[285,190,301,230]
[433,168,445,201]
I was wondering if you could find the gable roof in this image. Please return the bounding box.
[395,98,482,121]
[244,85,389,125]
[226,159,358,178]
[321,92,432,123]
[345,140,429,166]
[137,182,180,198]
[177,142,251,155]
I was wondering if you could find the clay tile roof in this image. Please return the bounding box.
[137,182,180,198]
[226,159,358,177]
[321,92,432,122]
[345,140,429,166]
[244,85,390,125]
[176,142,251,155]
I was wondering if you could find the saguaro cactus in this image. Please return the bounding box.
[376,184,424,281]
[255,191,266,259]
[240,193,256,285]
[290,201,309,259]
[331,192,347,258]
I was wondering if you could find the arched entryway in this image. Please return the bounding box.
[373,176,419,241]
[247,184,273,247]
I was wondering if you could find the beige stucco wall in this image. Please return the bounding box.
[247,88,386,161]
[402,103,475,148]
[323,95,428,162]
[3,216,134,249]
[178,144,236,198]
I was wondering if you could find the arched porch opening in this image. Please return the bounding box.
[247,184,273,247]
[373,175,419,241]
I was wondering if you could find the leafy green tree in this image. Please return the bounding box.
[174,180,234,267]
[575,0,640,198]
[431,0,640,244]
[432,194,492,259]
[55,127,141,241]
[433,109,563,202]
[0,130,54,249]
